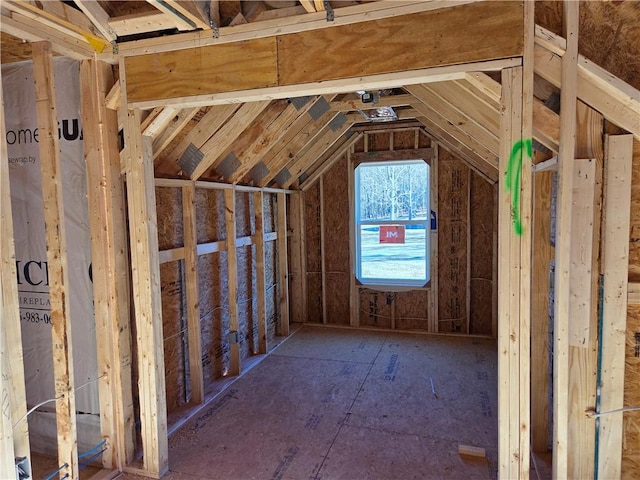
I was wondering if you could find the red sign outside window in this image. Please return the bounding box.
[379,225,405,244]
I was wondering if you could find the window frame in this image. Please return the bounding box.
[354,158,431,289]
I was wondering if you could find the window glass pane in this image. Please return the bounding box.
[359,224,427,283]
[357,162,429,222]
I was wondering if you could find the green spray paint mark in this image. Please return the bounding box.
[506,139,532,236]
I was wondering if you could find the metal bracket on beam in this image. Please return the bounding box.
[324,0,334,22]
[228,331,239,344]
[205,2,220,38]
[111,41,118,55]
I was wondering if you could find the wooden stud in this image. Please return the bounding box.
[598,134,634,479]
[224,189,241,376]
[253,192,268,354]
[0,60,30,473]
[287,192,304,324]
[320,177,327,325]
[498,63,532,478]
[80,58,136,469]
[122,107,168,476]
[531,169,553,453]
[552,3,578,478]
[182,183,204,404]
[429,143,439,333]
[569,159,598,346]
[33,41,79,480]
[277,192,290,336]
[74,0,117,41]
[348,146,359,328]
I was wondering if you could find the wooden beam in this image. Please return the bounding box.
[288,192,304,324]
[122,106,168,476]
[300,0,317,14]
[255,96,338,187]
[224,189,241,375]
[569,159,598,346]
[4,1,109,51]
[123,3,523,107]
[534,30,640,141]
[280,115,356,188]
[552,3,579,478]
[182,183,204,404]
[408,100,499,181]
[417,117,497,184]
[80,58,136,469]
[277,192,290,336]
[320,177,327,324]
[415,82,500,152]
[156,103,239,175]
[533,97,560,152]
[1,11,95,60]
[531,169,553,453]
[152,107,200,160]
[75,0,117,41]
[207,100,290,181]
[0,59,30,473]
[108,10,178,37]
[33,41,79,479]
[113,1,486,58]
[254,192,268,353]
[301,132,364,190]
[154,0,210,29]
[598,134,634,479]
[329,94,414,112]
[142,107,180,139]
[227,99,318,184]
[429,143,439,332]
[190,101,271,180]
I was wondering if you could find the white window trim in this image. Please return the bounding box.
[354,159,430,288]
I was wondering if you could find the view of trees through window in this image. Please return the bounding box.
[355,160,430,286]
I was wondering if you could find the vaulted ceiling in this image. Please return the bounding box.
[2,1,639,189]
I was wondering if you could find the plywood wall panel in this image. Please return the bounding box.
[396,290,430,330]
[369,132,390,152]
[469,173,495,335]
[393,130,417,150]
[438,148,469,333]
[628,139,640,281]
[160,261,187,412]
[305,182,322,322]
[359,288,392,329]
[623,305,640,478]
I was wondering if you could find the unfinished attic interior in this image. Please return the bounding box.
[2,0,640,479]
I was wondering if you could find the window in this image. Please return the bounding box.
[354,160,430,287]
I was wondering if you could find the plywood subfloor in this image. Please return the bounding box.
[123,325,498,479]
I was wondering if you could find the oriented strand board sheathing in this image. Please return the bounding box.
[628,140,640,280]
[235,191,253,238]
[197,253,230,385]
[263,193,276,234]
[160,261,188,412]
[195,188,225,243]
[418,129,432,148]
[358,288,393,329]
[469,173,495,335]
[323,155,350,324]
[354,135,365,153]
[392,129,418,150]
[368,131,391,151]
[623,305,640,478]
[237,245,258,358]
[156,186,184,250]
[395,290,430,330]
[305,182,322,323]
[438,148,469,333]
